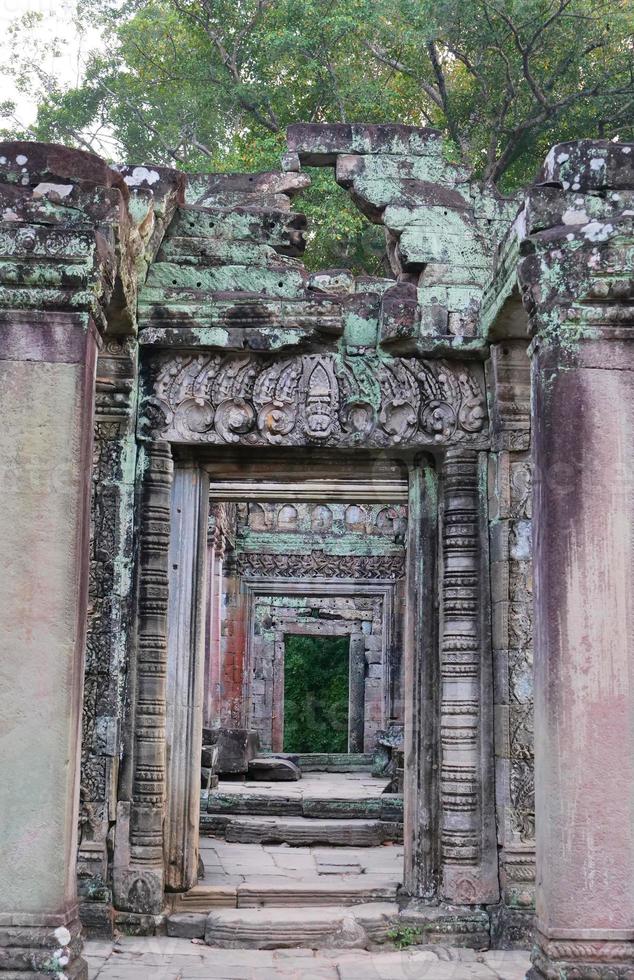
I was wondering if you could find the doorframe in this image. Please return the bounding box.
[242,578,395,753]
[114,447,498,913]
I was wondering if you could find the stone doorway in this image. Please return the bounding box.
[161,466,412,940]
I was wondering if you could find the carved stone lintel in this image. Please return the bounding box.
[114,441,173,914]
[440,449,498,904]
[141,352,487,449]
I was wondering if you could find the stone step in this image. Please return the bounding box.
[266,752,374,772]
[201,814,403,847]
[203,791,403,822]
[167,902,399,948]
[171,877,398,912]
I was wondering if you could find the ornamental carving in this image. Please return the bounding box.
[141,352,487,448]
[237,550,406,580]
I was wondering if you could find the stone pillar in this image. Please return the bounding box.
[348,633,366,753]
[518,140,634,979]
[271,633,285,753]
[402,458,438,899]
[204,533,219,729]
[78,339,139,937]
[439,449,498,905]
[0,311,98,979]
[113,442,173,915]
[486,340,535,945]
[165,464,209,892]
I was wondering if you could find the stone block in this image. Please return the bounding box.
[113,911,163,936]
[205,728,260,775]
[172,885,237,911]
[201,744,219,769]
[166,913,207,939]
[288,122,442,164]
[247,757,301,781]
[222,816,388,847]
[203,903,399,949]
[540,139,634,191]
[398,902,490,949]
[78,901,114,939]
[236,882,396,908]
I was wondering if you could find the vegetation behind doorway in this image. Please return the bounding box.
[283,634,350,753]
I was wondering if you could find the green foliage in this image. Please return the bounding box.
[386,925,424,949]
[2,0,632,267]
[283,634,349,753]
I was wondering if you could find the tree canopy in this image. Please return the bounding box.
[3,0,633,270]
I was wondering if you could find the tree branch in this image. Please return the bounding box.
[168,0,281,132]
[426,39,470,161]
[361,39,444,108]
[487,79,634,183]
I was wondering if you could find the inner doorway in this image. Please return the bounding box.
[183,459,410,919]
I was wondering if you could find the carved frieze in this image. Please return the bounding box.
[237,550,405,580]
[141,352,487,448]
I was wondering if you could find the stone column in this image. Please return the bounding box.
[165,464,209,892]
[204,529,221,729]
[0,310,98,979]
[402,458,438,899]
[486,340,535,946]
[439,449,498,906]
[113,442,173,915]
[518,140,634,979]
[78,339,139,938]
[348,634,366,753]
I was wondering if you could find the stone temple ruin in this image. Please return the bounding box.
[0,124,633,979]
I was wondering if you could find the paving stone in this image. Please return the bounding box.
[84,940,531,979]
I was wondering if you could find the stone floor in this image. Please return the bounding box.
[199,838,403,886]
[85,938,531,979]
[156,769,530,971]
[213,771,391,801]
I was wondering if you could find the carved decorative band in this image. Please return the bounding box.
[531,933,634,980]
[141,351,487,448]
[237,550,405,580]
